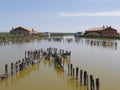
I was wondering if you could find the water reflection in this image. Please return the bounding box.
[74,37,81,43]
[48,36,64,42]
[42,58,89,90]
[0,36,118,50]
[43,57,70,78]
[67,76,87,90]
[47,37,118,50]
[0,38,46,46]
[5,78,8,87]
[0,62,40,87]
[0,36,119,90]
[85,39,117,49]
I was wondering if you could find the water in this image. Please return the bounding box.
[0,36,120,90]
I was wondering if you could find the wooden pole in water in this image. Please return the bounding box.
[68,64,70,76]
[90,75,93,90]
[70,64,73,76]
[80,70,83,85]
[5,64,8,74]
[87,75,89,90]
[84,71,87,85]
[96,78,100,90]
[73,68,75,79]
[68,64,69,76]
[76,67,79,80]
[93,79,95,90]
[11,63,14,74]
[15,61,18,72]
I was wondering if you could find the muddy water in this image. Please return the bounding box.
[0,36,120,90]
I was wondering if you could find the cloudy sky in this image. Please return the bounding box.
[0,0,120,32]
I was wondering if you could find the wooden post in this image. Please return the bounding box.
[11,63,14,74]
[68,64,70,76]
[15,62,18,72]
[76,67,79,80]
[87,75,89,90]
[22,59,25,69]
[93,79,95,90]
[80,70,83,85]
[96,78,100,90]
[84,71,87,85]
[73,68,75,79]
[69,51,71,59]
[20,62,23,71]
[90,75,93,90]
[5,64,8,74]
[70,64,73,76]
[28,51,30,58]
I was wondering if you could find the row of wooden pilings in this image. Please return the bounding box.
[0,49,41,80]
[0,47,71,80]
[0,47,100,90]
[68,64,100,90]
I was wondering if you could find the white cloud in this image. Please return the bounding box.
[58,11,120,17]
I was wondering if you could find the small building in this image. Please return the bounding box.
[10,26,37,35]
[85,26,117,37]
[45,32,50,37]
[74,32,84,37]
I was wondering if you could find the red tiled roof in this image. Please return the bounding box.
[12,26,37,33]
[86,27,109,32]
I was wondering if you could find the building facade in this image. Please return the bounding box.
[10,26,36,35]
[85,26,117,37]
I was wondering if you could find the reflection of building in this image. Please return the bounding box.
[85,39,117,49]
[10,26,37,35]
[85,26,117,37]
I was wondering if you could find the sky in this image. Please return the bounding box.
[0,0,120,32]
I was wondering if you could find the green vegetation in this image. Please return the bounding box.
[50,32,74,36]
[0,32,74,41]
[0,32,41,42]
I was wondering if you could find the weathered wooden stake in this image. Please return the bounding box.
[93,79,95,90]
[96,78,100,90]
[11,63,14,74]
[5,64,8,74]
[84,71,87,85]
[80,70,83,85]
[68,64,70,76]
[87,75,89,90]
[73,68,75,79]
[15,62,18,72]
[70,64,73,76]
[76,67,79,80]
[90,75,93,90]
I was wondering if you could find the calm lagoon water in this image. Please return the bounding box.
[0,36,120,90]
